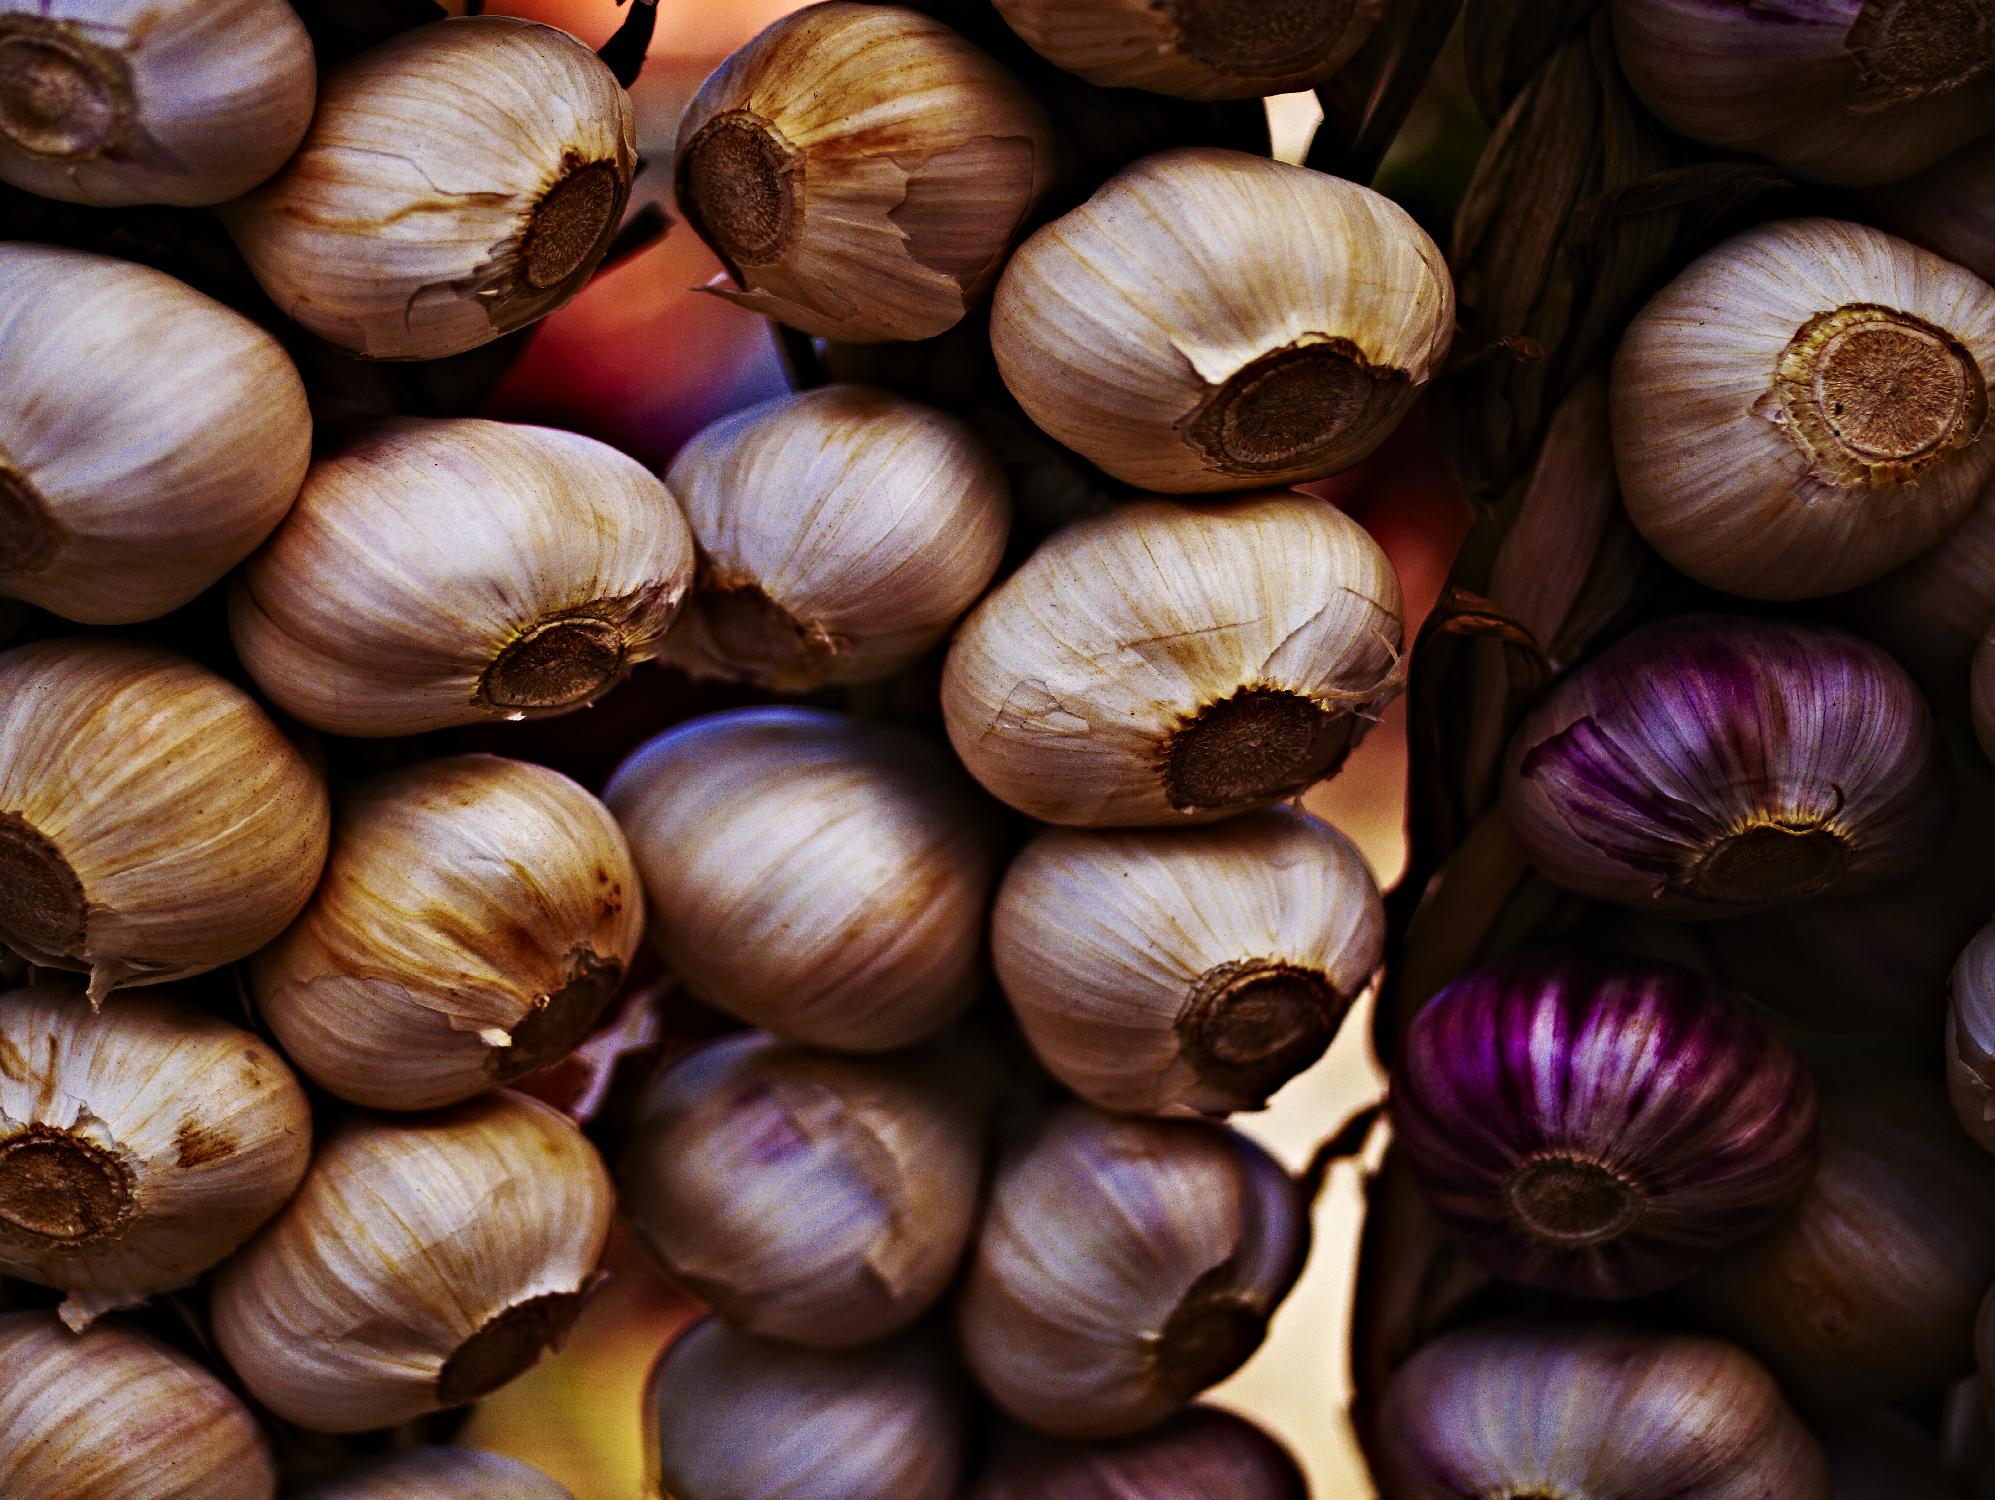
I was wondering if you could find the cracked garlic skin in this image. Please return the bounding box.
[0,639,329,1003]
[211,1091,613,1433]
[251,756,642,1111]
[673,1,1055,343]
[0,0,313,207]
[0,245,311,625]
[942,492,1403,827]
[967,1407,1305,1500]
[293,1449,571,1500]
[993,808,1384,1115]
[231,418,693,737]
[1949,919,1995,1150]
[1612,219,1995,600]
[0,1311,276,1500]
[1376,1321,1831,1500]
[992,148,1453,493]
[1501,615,1952,918]
[224,16,633,360]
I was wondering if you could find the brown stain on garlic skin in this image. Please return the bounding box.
[173,1119,237,1169]
[0,1032,25,1080]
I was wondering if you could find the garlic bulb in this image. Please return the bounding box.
[224,16,634,360]
[251,756,642,1111]
[0,245,310,625]
[673,2,1056,343]
[992,807,1384,1115]
[1611,0,1995,188]
[1391,956,1818,1299]
[958,1104,1308,1439]
[647,1319,965,1500]
[993,0,1383,101]
[294,1450,571,1500]
[211,1091,613,1433]
[1842,476,1995,703]
[942,493,1404,827]
[605,708,998,1051]
[1501,616,1951,917]
[991,147,1453,493]
[619,1032,987,1348]
[0,0,313,206]
[1949,919,1995,1150]
[0,638,329,1002]
[231,418,693,737]
[1375,1321,1832,1499]
[0,1311,275,1499]
[1689,1081,1995,1409]
[1611,218,1995,599]
[967,1407,1305,1500]
[1870,135,1995,286]
[663,386,1011,690]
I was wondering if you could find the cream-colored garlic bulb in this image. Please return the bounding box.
[0,1311,276,1500]
[992,148,1453,493]
[942,493,1403,827]
[251,756,642,1111]
[605,708,999,1051]
[0,639,329,1003]
[994,0,1382,100]
[211,1091,613,1433]
[1611,218,1995,599]
[674,2,1055,343]
[224,16,633,360]
[619,1032,988,1347]
[663,385,1011,690]
[294,1450,571,1500]
[1949,918,1995,1150]
[992,807,1383,1115]
[231,418,693,737]
[0,0,313,206]
[958,1104,1308,1439]
[0,245,310,624]
[0,982,310,1330]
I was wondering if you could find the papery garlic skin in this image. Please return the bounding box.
[619,1033,987,1348]
[647,1319,965,1500]
[211,1091,613,1433]
[993,808,1384,1115]
[664,385,1011,690]
[967,1407,1305,1500]
[293,1449,571,1500]
[992,148,1453,493]
[943,494,1404,827]
[1501,616,1951,917]
[1869,136,1995,286]
[1611,219,1995,599]
[224,16,634,360]
[0,0,313,206]
[1842,477,1995,704]
[958,1104,1308,1439]
[0,245,311,624]
[605,708,998,1051]
[1948,919,1995,1150]
[0,1311,276,1500]
[231,418,693,737]
[1391,957,1818,1300]
[673,2,1056,343]
[252,756,642,1111]
[0,639,329,1003]
[1611,0,1995,188]
[1375,1321,1832,1500]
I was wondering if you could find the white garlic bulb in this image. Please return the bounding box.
[992,147,1453,493]
[0,638,329,1003]
[663,385,1011,691]
[992,807,1384,1115]
[251,756,643,1111]
[0,0,313,206]
[0,1311,276,1499]
[0,245,311,624]
[231,418,694,737]
[294,1450,571,1500]
[605,708,999,1051]
[211,1091,614,1433]
[224,16,634,360]
[1611,218,1995,599]
[0,982,310,1330]
[942,493,1403,826]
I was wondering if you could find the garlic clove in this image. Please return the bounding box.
[966,1406,1305,1500]
[942,492,1404,827]
[1948,918,1995,1151]
[0,244,311,625]
[292,1449,571,1500]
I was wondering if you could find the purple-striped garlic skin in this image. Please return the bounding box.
[966,1407,1304,1500]
[1954,920,1995,1151]
[1390,956,1818,1299]
[1501,615,1951,918]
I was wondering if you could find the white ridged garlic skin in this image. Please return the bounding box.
[1949,918,1995,1151]
[0,245,311,624]
[292,1449,572,1500]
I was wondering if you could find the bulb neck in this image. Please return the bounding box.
[695,580,839,688]
[0,1124,134,1246]
[488,952,623,1084]
[477,613,628,716]
[1502,1154,1646,1248]
[0,460,59,577]
[1180,960,1345,1109]
[1182,336,1406,477]
[1162,685,1351,814]
[0,15,133,163]
[1847,0,1995,102]
[1157,1275,1267,1401]
[1678,817,1853,906]
[436,1290,584,1407]
[521,158,624,292]
[678,109,800,276]
[0,812,85,967]
[1166,0,1361,81]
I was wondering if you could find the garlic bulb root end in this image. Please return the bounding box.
[477,614,628,712]
[487,951,623,1084]
[0,1124,134,1246]
[1847,0,1995,106]
[1168,0,1365,83]
[1184,337,1408,477]
[0,811,85,965]
[0,461,61,576]
[1157,1279,1265,1401]
[1163,686,1353,813]
[1502,1153,1647,1247]
[436,1289,583,1408]
[1178,961,1344,1106]
[1677,816,1853,905]
[677,109,799,274]
[0,16,133,162]
[522,158,624,292]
